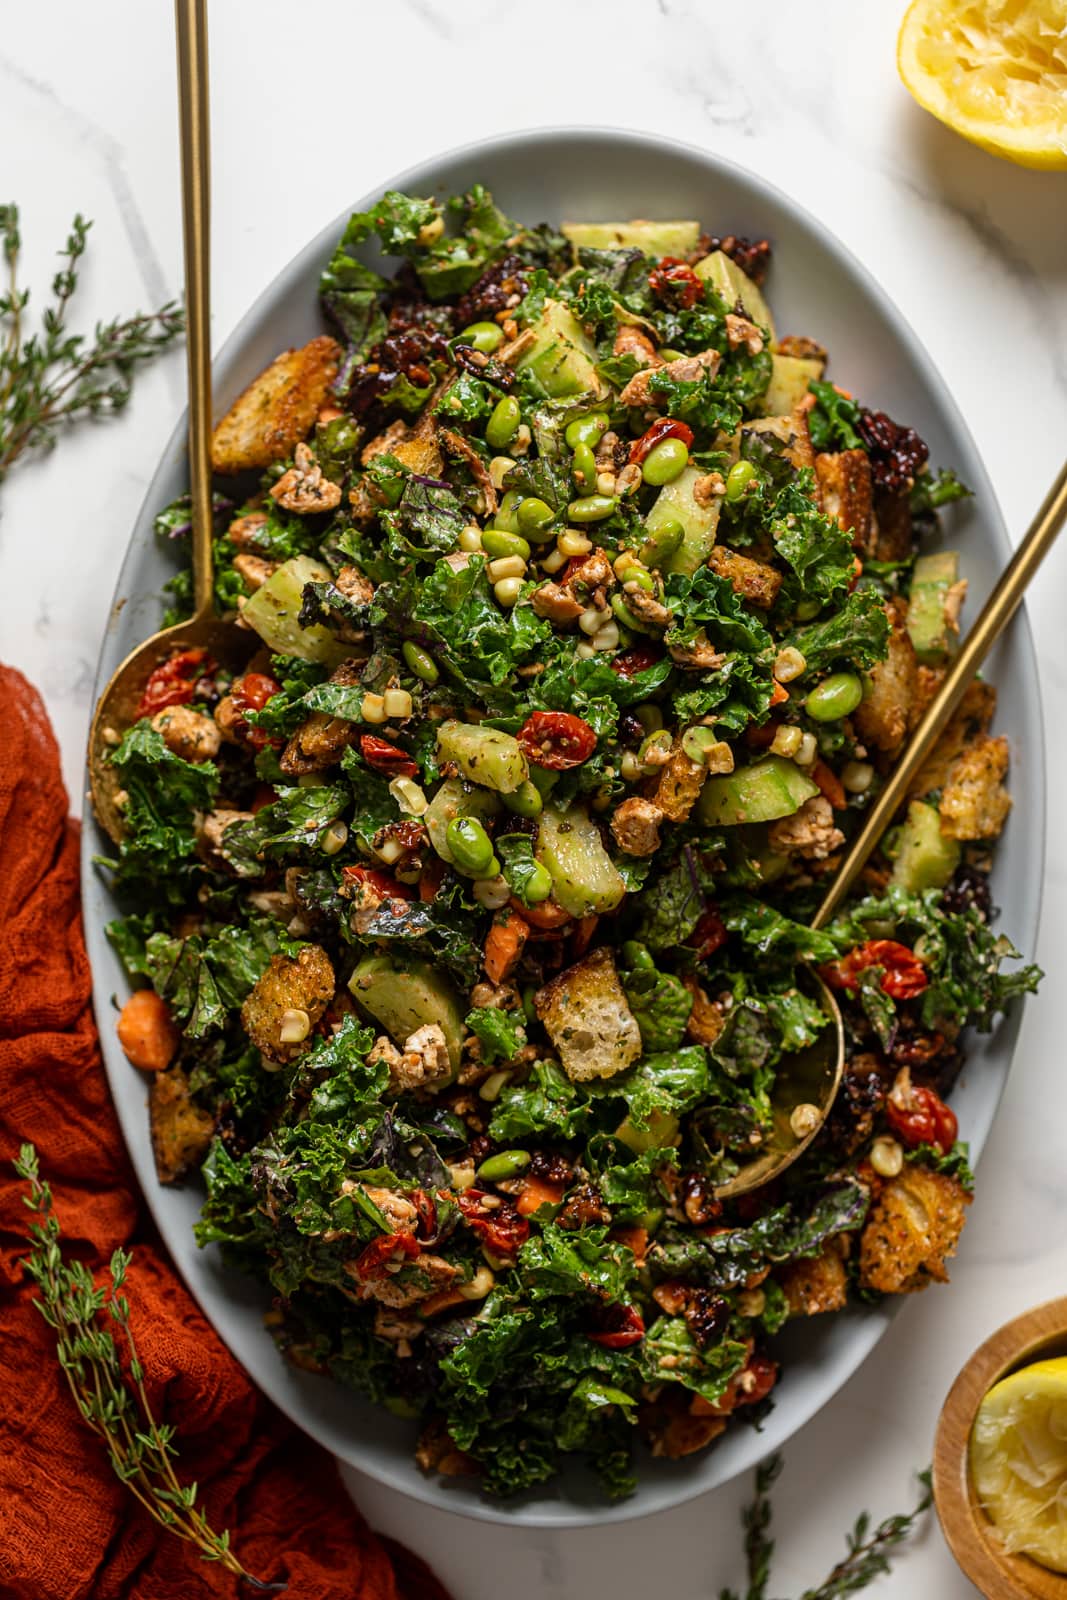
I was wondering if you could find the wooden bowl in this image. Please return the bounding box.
[934,1296,1067,1599]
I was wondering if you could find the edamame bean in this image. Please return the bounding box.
[657,348,684,363]
[639,729,673,764]
[634,703,664,734]
[621,940,656,971]
[642,437,689,486]
[477,1149,532,1182]
[564,411,609,449]
[445,816,496,877]
[795,597,822,622]
[401,640,439,685]
[493,490,524,534]
[459,320,505,354]
[516,496,555,540]
[502,780,544,819]
[623,566,655,593]
[638,516,684,570]
[524,862,553,904]
[482,528,531,560]
[681,725,721,764]
[611,593,652,634]
[572,442,598,496]
[725,459,757,502]
[804,671,863,722]
[485,395,521,450]
[567,495,617,523]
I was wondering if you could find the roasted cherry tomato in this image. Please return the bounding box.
[352,1230,420,1281]
[648,256,704,309]
[690,907,727,961]
[628,417,695,467]
[410,1188,438,1242]
[820,939,928,1000]
[341,864,415,902]
[360,734,419,778]
[811,758,846,811]
[587,1302,645,1350]
[516,711,597,770]
[228,671,283,751]
[610,644,663,679]
[457,1190,530,1255]
[137,647,214,718]
[886,1073,958,1154]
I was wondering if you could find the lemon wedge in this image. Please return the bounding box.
[970,1356,1067,1572]
[898,0,1067,170]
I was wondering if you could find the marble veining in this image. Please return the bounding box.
[4,2,1067,1595]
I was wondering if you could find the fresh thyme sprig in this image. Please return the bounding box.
[720,1453,933,1600]
[14,1144,281,1591]
[0,205,183,484]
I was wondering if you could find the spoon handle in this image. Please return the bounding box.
[812,458,1067,930]
[174,0,213,619]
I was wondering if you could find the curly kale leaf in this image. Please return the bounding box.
[220,783,350,877]
[489,1060,595,1143]
[640,1317,748,1406]
[465,1006,527,1065]
[807,378,864,452]
[380,475,470,564]
[620,962,693,1052]
[144,916,302,1037]
[783,588,892,675]
[105,722,219,894]
[517,1223,640,1305]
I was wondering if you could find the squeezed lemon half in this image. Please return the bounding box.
[970,1356,1067,1572]
[898,0,1067,169]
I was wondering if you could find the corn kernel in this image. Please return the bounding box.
[448,1160,477,1191]
[376,838,405,865]
[383,688,413,719]
[789,1101,821,1140]
[362,692,386,723]
[493,576,524,608]
[591,620,620,650]
[479,1069,512,1102]
[575,641,595,659]
[459,1266,496,1300]
[489,456,515,490]
[842,760,874,794]
[487,554,527,581]
[596,471,617,496]
[795,731,818,767]
[558,529,592,558]
[774,646,807,683]
[472,875,510,909]
[320,820,349,856]
[540,546,567,574]
[770,725,803,758]
[459,525,484,552]
[579,607,605,635]
[389,776,427,815]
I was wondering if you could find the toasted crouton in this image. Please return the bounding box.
[211,335,341,474]
[777,1236,850,1316]
[241,945,335,1063]
[939,733,1011,841]
[682,976,724,1046]
[853,601,918,755]
[858,1165,970,1294]
[640,1389,728,1459]
[814,450,874,553]
[149,1066,215,1185]
[535,948,641,1083]
[708,545,782,609]
[909,680,996,798]
[650,742,706,824]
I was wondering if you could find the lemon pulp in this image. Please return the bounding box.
[970,1355,1067,1572]
[898,0,1067,170]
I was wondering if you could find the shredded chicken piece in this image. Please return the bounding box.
[767,795,845,861]
[619,348,721,409]
[270,441,342,514]
[610,797,664,857]
[150,705,220,763]
[724,313,764,354]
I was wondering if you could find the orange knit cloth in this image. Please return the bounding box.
[0,666,450,1600]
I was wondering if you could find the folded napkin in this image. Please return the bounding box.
[0,666,450,1600]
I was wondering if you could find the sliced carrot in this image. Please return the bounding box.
[572,914,599,958]
[610,1225,649,1265]
[769,681,789,707]
[484,909,529,985]
[512,896,571,931]
[812,758,847,811]
[116,989,180,1073]
[516,1176,565,1217]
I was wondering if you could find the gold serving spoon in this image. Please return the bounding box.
[716,457,1067,1197]
[88,0,254,843]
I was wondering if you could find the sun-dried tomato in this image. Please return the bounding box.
[704,235,773,285]
[690,908,727,961]
[516,711,597,770]
[359,735,419,778]
[820,939,928,1000]
[352,1230,420,1281]
[610,644,663,679]
[886,1072,958,1154]
[648,257,704,309]
[628,417,695,467]
[856,408,929,493]
[410,1188,438,1242]
[137,648,215,718]
[457,1190,530,1256]
[341,864,415,902]
[226,671,283,752]
[345,326,451,418]
[587,1302,645,1350]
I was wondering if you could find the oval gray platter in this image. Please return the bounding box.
[81,127,1045,1527]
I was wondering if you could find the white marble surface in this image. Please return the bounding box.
[4,2,1067,1594]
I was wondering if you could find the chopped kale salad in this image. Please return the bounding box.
[103,188,1040,1499]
